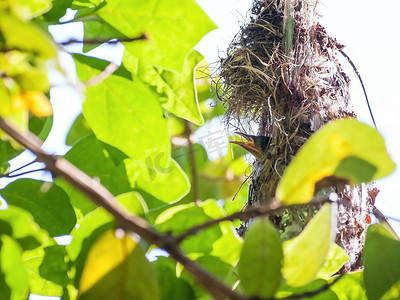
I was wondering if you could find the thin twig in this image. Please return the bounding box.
[58,34,147,46]
[372,206,399,238]
[3,160,37,175]
[338,49,377,130]
[0,117,246,300]
[84,63,119,86]
[183,120,199,203]
[259,274,344,300]
[0,168,47,178]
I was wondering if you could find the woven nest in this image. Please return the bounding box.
[217,0,373,271]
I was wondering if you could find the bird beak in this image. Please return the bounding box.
[230,132,263,158]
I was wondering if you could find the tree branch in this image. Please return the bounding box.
[0,117,245,300]
[58,34,147,46]
[259,274,343,300]
[176,201,332,243]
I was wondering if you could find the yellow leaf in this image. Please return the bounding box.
[11,93,28,112]
[79,229,160,300]
[80,230,136,294]
[12,91,52,117]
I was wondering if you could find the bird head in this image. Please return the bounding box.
[230,132,271,159]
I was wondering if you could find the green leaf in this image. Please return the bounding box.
[43,0,74,22]
[155,202,222,254]
[0,205,48,250]
[201,200,242,265]
[364,223,400,300]
[124,50,205,125]
[0,235,29,300]
[71,0,104,9]
[282,203,336,287]
[73,54,132,81]
[0,14,57,59]
[66,208,114,284]
[116,191,148,216]
[172,143,208,177]
[65,114,92,146]
[56,179,97,219]
[277,119,396,204]
[196,255,237,287]
[29,115,53,141]
[237,219,283,298]
[317,243,349,280]
[153,257,195,300]
[95,0,216,71]
[80,69,169,162]
[79,230,160,300]
[23,247,64,296]
[330,272,367,300]
[0,179,77,237]
[65,134,131,196]
[0,140,21,173]
[6,0,52,20]
[39,245,69,287]
[82,17,126,52]
[124,157,190,205]
[277,278,338,300]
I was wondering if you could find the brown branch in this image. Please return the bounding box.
[175,200,332,243]
[0,117,245,300]
[259,274,344,300]
[183,120,199,202]
[84,62,119,86]
[58,34,147,46]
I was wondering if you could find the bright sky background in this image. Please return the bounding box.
[2,2,399,298]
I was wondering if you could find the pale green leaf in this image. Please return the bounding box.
[0,235,29,300]
[66,208,114,285]
[282,203,336,287]
[237,219,283,298]
[364,223,400,300]
[81,73,169,162]
[155,202,222,254]
[67,207,113,258]
[95,0,216,71]
[330,271,367,300]
[124,50,205,125]
[124,158,190,204]
[0,14,57,59]
[0,205,49,250]
[79,230,159,300]
[202,200,242,265]
[23,247,64,296]
[116,191,148,216]
[277,119,396,204]
[317,244,349,280]
[7,0,52,20]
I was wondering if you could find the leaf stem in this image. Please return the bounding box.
[183,120,199,203]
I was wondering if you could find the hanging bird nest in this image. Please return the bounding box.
[217,0,374,271]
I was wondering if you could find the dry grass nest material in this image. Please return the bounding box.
[216,0,354,162]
